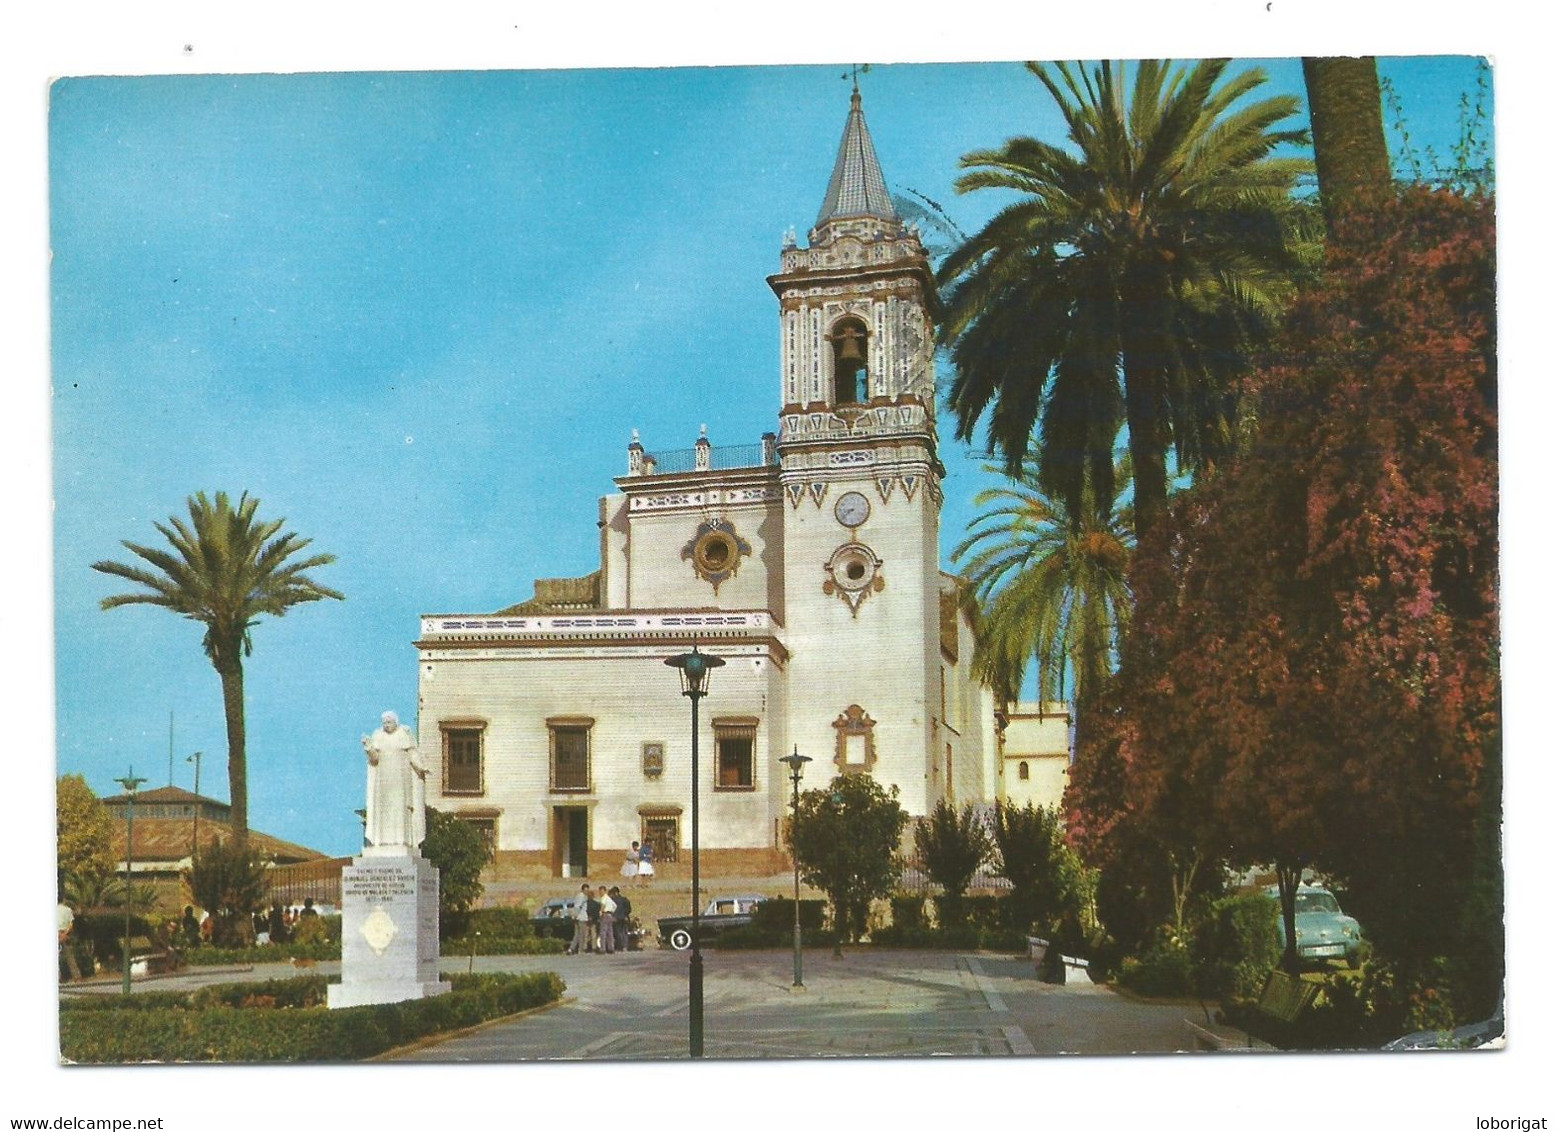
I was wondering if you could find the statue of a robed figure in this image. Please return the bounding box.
[360,710,428,852]
[329,709,448,1009]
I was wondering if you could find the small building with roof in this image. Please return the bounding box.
[102,785,331,909]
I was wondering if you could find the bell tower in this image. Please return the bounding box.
[769,85,944,817]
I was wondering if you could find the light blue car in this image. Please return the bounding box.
[1268,884,1364,969]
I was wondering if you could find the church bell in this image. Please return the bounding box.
[835,332,866,366]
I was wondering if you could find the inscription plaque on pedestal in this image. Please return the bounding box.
[327,854,450,1009]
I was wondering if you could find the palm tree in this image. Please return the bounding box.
[92,492,342,845]
[953,455,1134,712]
[1301,57,1391,230]
[938,59,1313,542]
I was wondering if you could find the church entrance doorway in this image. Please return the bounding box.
[552,806,589,877]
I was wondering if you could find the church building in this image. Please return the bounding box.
[415,88,1068,878]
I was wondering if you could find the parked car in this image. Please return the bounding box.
[531,896,583,940]
[1383,1006,1504,1051]
[657,894,768,950]
[1267,884,1364,968]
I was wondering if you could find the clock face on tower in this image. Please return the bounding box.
[834,490,871,529]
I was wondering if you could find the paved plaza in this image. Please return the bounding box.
[64,946,1245,1060]
[388,948,1219,1061]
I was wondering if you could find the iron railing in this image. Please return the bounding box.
[645,441,775,474]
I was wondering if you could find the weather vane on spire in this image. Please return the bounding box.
[842,63,871,92]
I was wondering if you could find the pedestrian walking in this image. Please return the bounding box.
[58,897,83,982]
[598,887,617,954]
[566,884,592,955]
[180,905,200,946]
[610,886,632,952]
[586,887,603,952]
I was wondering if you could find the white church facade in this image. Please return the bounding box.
[415,89,1068,878]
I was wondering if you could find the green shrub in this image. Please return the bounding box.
[422,808,491,938]
[886,894,1026,935]
[192,976,330,1010]
[184,840,270,947]
[456,907,537,939]
[291,915,330,947]
[60,989,201,1013]
[978,928,1031,953]
[439,935,565,956]
[749,897,828,935]
[979,896,1022,932]
[184,940,340,965]
[706,925,790,950]
[59,971,566,1063]
[869,923,1026,952]
[1115,942,1196,998]
[1191,893,1282,1003]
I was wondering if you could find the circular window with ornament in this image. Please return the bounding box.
[681,519,752,593]
[823,542,884,616]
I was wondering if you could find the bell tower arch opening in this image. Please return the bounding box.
[828,316,870,406]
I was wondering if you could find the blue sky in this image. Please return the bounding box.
[51,58,1492,857]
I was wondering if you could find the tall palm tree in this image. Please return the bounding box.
[953,455,1134,712]
[939,59,1313,542]
[1301,56,1391,231]
[92,492,343,845]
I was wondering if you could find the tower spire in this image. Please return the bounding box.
[815,82,897,228]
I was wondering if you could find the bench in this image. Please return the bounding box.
[1256,970,1318,1022]
[123,936,184,978]
[1027,936,1089,983]
[1183,1019,1274,1051]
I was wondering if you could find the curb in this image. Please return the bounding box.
[60,964,259,994]
[367,995,576,1061]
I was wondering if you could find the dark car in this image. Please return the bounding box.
[530,896,583,941]
[657,894,768,950]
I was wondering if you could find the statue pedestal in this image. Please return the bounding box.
[327,853,450,1009]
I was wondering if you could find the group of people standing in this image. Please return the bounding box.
[564,883,635,955]
[562,841,658,955]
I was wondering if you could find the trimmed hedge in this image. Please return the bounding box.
[60,988,209,1013]
[706,925,794,950]
[440,935,566,956]
[59,971,565,1063]
[749,898,828,934]
[870,924,1028,952]
[185,941,340,966]
[459,907,538,938]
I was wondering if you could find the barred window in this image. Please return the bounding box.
[549,719,593,793]
[714,720,757,791]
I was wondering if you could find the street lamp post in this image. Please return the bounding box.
[665,643,724,1059]
[186,751,203,860]
[114,767,147,995]
[779,748,811,989]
